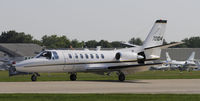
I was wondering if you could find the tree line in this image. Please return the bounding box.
[0,30,199,48]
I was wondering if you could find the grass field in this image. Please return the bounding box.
[1,71,200,101]
[1,70,200,82]
[0,94,200,101]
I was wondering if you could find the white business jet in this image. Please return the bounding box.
[9,20,180,81]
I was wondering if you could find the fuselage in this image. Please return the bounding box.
[15,49,141,73]
[168,60,195,66]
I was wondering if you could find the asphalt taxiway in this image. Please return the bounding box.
[0,79,200,94]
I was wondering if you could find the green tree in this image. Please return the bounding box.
[182,37,200,48]
[41,35,70,49]
[110,41,124,48]
[171,36,200,48]
[70,39,84,48]
[97,40,112,48]
[85,40,98,48]
[0,30,34,43]
[128,37,143,45]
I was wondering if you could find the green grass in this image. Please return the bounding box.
[1,70,200,82]
[0,94,200,101]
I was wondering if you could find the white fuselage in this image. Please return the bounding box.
[15,49,141,73]
[167,60,195,66]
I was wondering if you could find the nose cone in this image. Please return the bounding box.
[15,61,26,72]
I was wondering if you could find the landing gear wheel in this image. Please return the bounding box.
[70,74,77,81]
[118,73,125,82]
[31,74,37,81]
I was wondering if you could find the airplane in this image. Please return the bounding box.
[161,52,196,71]
[8,19,181,82]
[149,64,170,71]
[193,60,200,71]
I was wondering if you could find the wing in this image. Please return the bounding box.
[107,63,162,70]
[85,63,162,72]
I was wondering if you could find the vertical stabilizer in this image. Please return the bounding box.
[166,52,171,61]
[142,20,167,49]
[142,20,167,60]
[187,52,195,61]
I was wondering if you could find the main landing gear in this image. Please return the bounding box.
[70,73,77,81]
[118,72,125,82]
[31,73,40,81]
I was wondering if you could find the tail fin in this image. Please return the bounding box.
[166,52,171,61]
[195,61,200,67]
[142,20,167,60]
[187,52,195,61]
[142,20,167,49]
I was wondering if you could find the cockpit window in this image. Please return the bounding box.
[52,51,59,59]
[36,51,52,59]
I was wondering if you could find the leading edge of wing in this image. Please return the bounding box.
[108,63,162,70]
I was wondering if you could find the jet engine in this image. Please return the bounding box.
[115,52,144,62]
[137,52,146,64]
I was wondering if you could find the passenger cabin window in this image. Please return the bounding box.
[80,54,84,59]
[96,54,99,59]
[68,54,72,59]
[90,54,94,59]
[75,53,78,59]
[85,54,89,59]
[36,51,52,59]
[52,51,59,59]
[101,54,104,59]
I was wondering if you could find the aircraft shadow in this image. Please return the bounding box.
[77,80,149,84]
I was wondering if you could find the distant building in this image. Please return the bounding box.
[160,48,200,61]
[0,43,43,60]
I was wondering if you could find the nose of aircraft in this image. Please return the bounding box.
[14,61,26,72]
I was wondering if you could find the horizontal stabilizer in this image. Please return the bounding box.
[144,42,184,50]
[121,42,140,47]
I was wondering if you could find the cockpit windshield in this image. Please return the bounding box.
[35,51,52,59]
[35,51,59,60]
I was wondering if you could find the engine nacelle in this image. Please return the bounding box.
[137,52,146,64]
[115,52,144,61]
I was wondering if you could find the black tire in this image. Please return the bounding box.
[118,73,125,82]
[70,74,77,81]
[31,75,37,81]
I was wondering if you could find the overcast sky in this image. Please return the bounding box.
[0,0,200,42]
